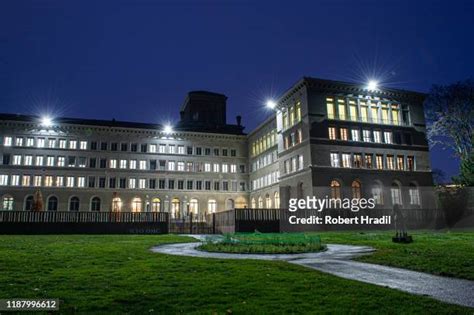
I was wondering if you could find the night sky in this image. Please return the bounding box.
[1,0,473,181]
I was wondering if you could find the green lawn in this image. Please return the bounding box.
[318,230,474,280]
[0,235,472,314]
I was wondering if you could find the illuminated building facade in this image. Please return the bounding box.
[0,78,435,215]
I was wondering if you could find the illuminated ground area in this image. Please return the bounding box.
[0,233,472,313]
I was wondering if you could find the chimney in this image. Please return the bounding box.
[236,115,242,126]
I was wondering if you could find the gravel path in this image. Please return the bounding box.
[150,236,474,308]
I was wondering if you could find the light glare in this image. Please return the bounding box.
[163,124,173,134]
[41,116,53,127]
[367,80,378,90]
[266,100,276,109]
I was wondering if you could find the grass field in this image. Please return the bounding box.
[318,230,474,280]
[0,234,472,314]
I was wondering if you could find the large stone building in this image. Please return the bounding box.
[0,78,435,215]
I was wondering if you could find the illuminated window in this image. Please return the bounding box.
[340,128,348,141]
[258,196,263,209]
[10,175,19,186]
[251,198,256,208]
[151,198,161,212]
[138,178,146,189]
[12,155,22,165]
[363,130,371,142]
[25,155,33,166]
[330,180,341,199]
[349,100,358,121]
[386,155,395,170]
[56,176,63,187]
[57,156,65,167]
[109,159,117,168]
[360,101,368,122]
[27,137,34,147]
[2,196,13,210]
[342,153,351,168]
[351,129,360,141]
[384,131,392,144]
[69,140,77,149]
[22,175,30,186]
[80,141,87,150]
[337,99,346,120]
[265,194,272,208]
[365,154,373,169]
[37,138,45,148]
[375,155,384,170]
[381,103,389,124]
[16,137,23,146]
[129,160,137,169]
[48,138,55,148]
[274,192,280,209]
[34,175,42,187]
[296,102,301,122]
[171,198,180,218]
[326,97,335,119]
[373,131,381,143]
[328,127,337,140]
[353,154,363,168]
[0,175,8,186]
[397,156,405,170]
[370,102,379,123]
[391,104,400,125]
[35,156,44,166]
[120,160,127,169]
[44,176,53,187]
[66,176,74,187]
[189,198,199,215]
[149,144,157,153]
[330,153,340,167]
[112,197,122,212]
[352,180,361,199]
[132,197,142,212]
[3,136,12,146]
[208,199,217,214]
[139,160,147,170]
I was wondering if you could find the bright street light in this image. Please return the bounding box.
[266,100,276,109]
[41,116,53,127]
[163,124,173,134]
[367,80,378,90]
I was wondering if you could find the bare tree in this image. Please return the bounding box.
[425,80,474,163]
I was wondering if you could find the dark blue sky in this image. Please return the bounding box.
[1,0,473,181]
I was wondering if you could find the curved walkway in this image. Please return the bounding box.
[151,236,474,308]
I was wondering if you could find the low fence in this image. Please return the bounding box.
[0,211,169,234]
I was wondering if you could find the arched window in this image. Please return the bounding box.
[352,180,361,199]
[25,195,34,211]
[171,198,180,218]
[265,194,272,208]
[258,196,263,209]
[132,197,142,212]
[251,198,256,208]
[47,196,58,211]
[207,199,217,214]
[391,182,402,206]
[226,199,234,210]
[151,198,161,212]
[69,197,80,211]
[371,182,384,205]
[235,197,247,209]
[274,192,280,209]
[189,198,199,214]
[2,195,13,210]
[112,197,122,212]
[91,197,101,212]
[409,183,420,205]
[330,180,341,199]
